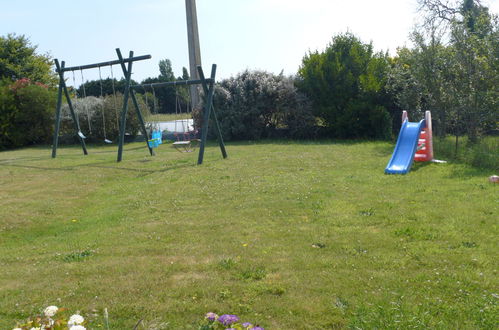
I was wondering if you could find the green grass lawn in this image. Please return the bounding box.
[0,141,497,329]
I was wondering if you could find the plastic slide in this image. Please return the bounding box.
[385,119,426,174]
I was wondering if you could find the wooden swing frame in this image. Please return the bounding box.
[51,48,154,162]
[132,64,227,165]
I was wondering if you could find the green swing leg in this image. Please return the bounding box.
[197,64,227,165]
[53,59,88,157]
[116,49,134,163]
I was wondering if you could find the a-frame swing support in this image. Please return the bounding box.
[115,49,155,162]
[51,49,153,162]
[52,59,88,157]
[130,64,227,165]
[196,64,227,164]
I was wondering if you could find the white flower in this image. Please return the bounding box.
[29,328,41,330]
[12,328,23,330]
[69,326,86,330]
[43,305,58,317]
[68,314,85,326]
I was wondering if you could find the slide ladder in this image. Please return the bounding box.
[385,111,433,174]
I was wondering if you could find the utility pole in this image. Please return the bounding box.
[185,0,202,109]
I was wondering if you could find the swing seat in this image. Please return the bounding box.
[172,141,191,145]
[172,139,200,153]
[77,131,86,139]
[148,138,160,148]
[152,130,162,144]
[104,139,113,144]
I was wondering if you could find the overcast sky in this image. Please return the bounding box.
[1,0,498,85]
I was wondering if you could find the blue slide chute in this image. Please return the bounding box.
[385,119,426,174]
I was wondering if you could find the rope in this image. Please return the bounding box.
[143,85,149,112]
[80,68,92,134]
[98,66,108,141]
[187,83,192,113]
[71,71,81,129]
[151,85,157,114]
[175,85,188,140]
[110,64,119,128]
[72,71,78,104]
[174,87,178,133]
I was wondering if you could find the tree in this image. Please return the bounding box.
[140,59,177,113]
[413,0,499,143]
[158,59,175,82]
[298,33,392,139]
[78,78,139,98]
[449,5,498,142]
[176,67,191,112]
[0,34,56,86]
[386,31,453,137]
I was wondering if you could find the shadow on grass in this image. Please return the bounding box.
[372,144,395,157]
[0,155,53,164]
[0,157,198,177]
[410,161,432,173]
[76,161,197,177]
[226,138,389,147]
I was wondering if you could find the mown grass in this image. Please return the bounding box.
[0,140,497,329]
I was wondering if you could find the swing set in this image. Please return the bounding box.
[143,81,198,152]
[131,64,227,164]
[51,48,153,162]
[51,48,227,164]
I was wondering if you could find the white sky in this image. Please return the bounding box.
[1,0,498,84]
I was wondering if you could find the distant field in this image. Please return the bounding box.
[0,141,497,329]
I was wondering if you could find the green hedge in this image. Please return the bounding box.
[193,70,317,141]
[0,79,55,149]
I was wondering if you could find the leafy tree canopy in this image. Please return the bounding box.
[158,59,175,82]
[298,32,392,139]
[0,34,56,86]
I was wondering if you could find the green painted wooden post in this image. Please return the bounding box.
[197,65,218,165]
[54,59,88,156]
[116,49,134,162]
[197,64,227,160]
[51,60,65,158]
[114,51,153,156]
[130,87,154,156]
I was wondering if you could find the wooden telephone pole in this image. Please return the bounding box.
[185,0,202,109]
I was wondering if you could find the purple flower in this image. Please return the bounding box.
[205,312,218,321]
[217,314,239,326]
[252,327,265,330]
[242,322,253,328]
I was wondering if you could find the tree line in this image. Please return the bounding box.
[0,0,497,151]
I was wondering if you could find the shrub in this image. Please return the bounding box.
[193,70,316,141]
[0,78,55,149]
